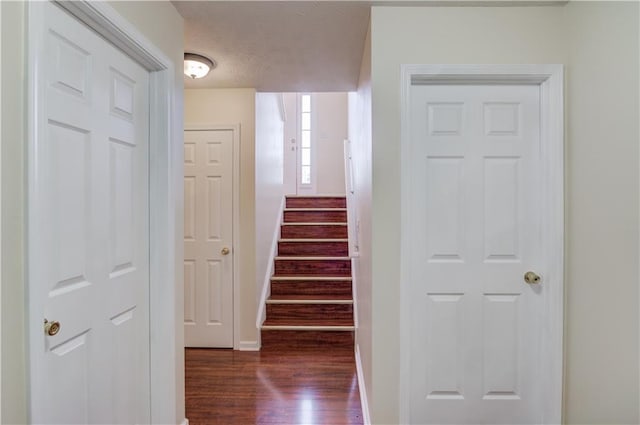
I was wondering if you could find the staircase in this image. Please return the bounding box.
[261,195,355,350]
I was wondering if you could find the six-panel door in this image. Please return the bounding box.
[408,85,543,424]
[30,2,150,423]
[184,129,234,348]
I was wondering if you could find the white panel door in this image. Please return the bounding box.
[409,85,543,424]
[29,2,150,423]
[184,129,234,347]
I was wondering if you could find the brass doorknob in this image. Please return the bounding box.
[221,247,230,255]
[44,319,61,336]
[524,271,541,284]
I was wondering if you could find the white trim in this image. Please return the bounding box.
[0,1,3,419]
[355,344,371,425]
[261,325,354,331]
[185,124,241,350]
[180,418,189,425]
[256,195,285,331]
[287,194,346,197]
[297,93,317,194]
[277,93,286,123]
[638,4,640,419]
[266,299,353,305]
[275,256,349,260]
[351,258,359,328]
[344,139,360,257]
[270,276,352,281]
[28,2,181,423]
[399,64,564,424]
[279,239,349,242]
[238,340,260,351]
[281,222,347,226]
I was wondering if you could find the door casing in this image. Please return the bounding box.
[399,64,564,424]
[27,1,183,423]
[184,124,241,350]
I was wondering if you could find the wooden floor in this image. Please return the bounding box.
[185,347,364,425]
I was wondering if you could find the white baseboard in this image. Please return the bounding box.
[180,418,189,425]
[239,340,260,351]
[355,344,371,425]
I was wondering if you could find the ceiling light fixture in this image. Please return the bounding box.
[184,53,216,79]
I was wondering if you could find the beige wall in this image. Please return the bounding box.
[564,3,639,423]
[184,88,259,347]
[315,93,348,195]
[0,2,184,423]
[1,2,26,423]
[370,3,638,424]
[255,93,285,330]
[348,23,373,421]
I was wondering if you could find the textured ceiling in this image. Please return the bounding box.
[173,1,371,92]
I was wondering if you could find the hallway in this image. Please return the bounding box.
[185,347,364,424]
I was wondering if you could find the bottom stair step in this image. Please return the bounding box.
[261,329,354,350]
[266,303,353,321]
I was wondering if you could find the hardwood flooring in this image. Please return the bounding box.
[185,348,364,425]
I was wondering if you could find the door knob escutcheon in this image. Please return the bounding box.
[44,319,61,336]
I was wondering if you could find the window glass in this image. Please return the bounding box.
[301,148,311,166]
[301,95,311,113]
[301,166,311,184]
[301,112,311,130]
[301,131,311,148]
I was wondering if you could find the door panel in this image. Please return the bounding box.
[184,129,234,347]
[409,85,542,424]
[30,3,150,423]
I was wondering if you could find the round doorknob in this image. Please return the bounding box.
[221,247,230,255]
[524,271,541,284]
[44,319,61,336]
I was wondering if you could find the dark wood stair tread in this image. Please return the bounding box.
[283,210,347,223]
[278,240,348,257]
[286,196,347,209]
[268,294,353,302]
[281,224,348,239]
[260,329,354,350]
[262,195,354,350]
[263,317,354,327]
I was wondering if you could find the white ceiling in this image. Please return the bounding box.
[172,1,371,92]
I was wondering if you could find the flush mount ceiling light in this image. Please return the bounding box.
[184,53,216,79]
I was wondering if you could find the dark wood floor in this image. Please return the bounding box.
[185,347,364,425]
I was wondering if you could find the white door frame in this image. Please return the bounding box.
[0,2,3,419]
[27,2,182,423]
[184,124,241,349]
[399,64,564,424]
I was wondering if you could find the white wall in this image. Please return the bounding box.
[348,23,373,423]
[282,93,298,195]
[184,88,259,347]
[255,93,285,331]
[0,2,184,423]
[315,93,348,195]
[369,4,638,424]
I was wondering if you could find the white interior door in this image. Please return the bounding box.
[184,129,234,347]
[29,2,150,423]
[408,84,543,424]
